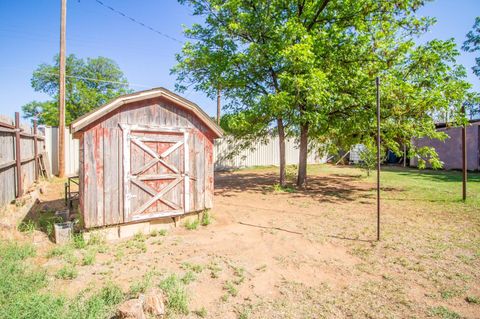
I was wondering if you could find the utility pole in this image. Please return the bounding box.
[58,0,66,177]
[376,77,381,241]
[216,85,221,125]
[462,105,467,201]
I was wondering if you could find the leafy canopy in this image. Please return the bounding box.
[174,0,475,173]
[22,55,131,125]
[462,16,480,78]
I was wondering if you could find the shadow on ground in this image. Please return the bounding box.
[215,171,382,204]
[19,198,73,241]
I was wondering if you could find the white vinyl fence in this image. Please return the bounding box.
[43,128,327,176]
[214,136,327,170]
[42,127,80,176]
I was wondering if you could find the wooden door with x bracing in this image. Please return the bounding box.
[120,124,190,222]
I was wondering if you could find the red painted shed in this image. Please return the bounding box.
[70,88,223,229]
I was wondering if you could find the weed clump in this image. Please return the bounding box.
[201,211,211,226]
[160,274,189,315]
[184,218,199,230]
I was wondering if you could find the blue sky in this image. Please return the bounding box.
[0,0,479,119]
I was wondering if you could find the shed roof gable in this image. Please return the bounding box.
[70,87,223,138]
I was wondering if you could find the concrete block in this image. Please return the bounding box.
[149,220,172,233]
[83,227,119,242]
[55,209,69,222]
[119,222,150,239]
[54,222,73,244]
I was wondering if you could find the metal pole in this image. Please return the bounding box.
[376,77,381,241]
[462,105,467,201]
[58,0,67,177]
[216,85,221,125]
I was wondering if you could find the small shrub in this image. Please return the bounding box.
[181,271,196,285]
[133,232,146,242]
[429,306,461,319]
[223,281,238,297]
[56,265,78,280]
[182,262,204,273]
[160,274,189,315]
[125,237,147,253]
[285,165,297,182]
[87,232,106,246]
[47,245,70,258]
[238,309,251,319]
[193,307,207,318]
[208,262,222,278]
[184,218,199,230]
[99,283,124,306]
[82,250,96,266]
[67,284,124,319]
[465,295,480,304]
[201,211,211,226]
[150,229,167,237]
[272,183,295,193]
[72,233,87,249]
[129,272,154,298]
[440,289,461,300]
[114,247,125,261]
[233,267,245,285]
[18,219,36,233]
[37,212,63,238]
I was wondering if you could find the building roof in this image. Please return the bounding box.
[70,87,223,138]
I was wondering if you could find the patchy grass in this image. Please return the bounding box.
[149,229,167,237]
[193,307,207,318]
[208,261,222,279]
[3,165,480,318]
[271,183,296,193]
[81,249,96,266]
[56,265,78,280]
[18,210,64,239]
[181,271,197,284]
[184,218,200,230]
[223,280,238,297]
[159,274,189,315]
[465,295,480,304]
[429,306,461,319]
[129,271,155,298]
[201,211,212,226]
[0,241,124,319]
[181,262,204,273]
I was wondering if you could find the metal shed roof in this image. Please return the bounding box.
[70,87,223,138]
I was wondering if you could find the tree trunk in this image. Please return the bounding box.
[277,118,286,186]
[297,122,309,188]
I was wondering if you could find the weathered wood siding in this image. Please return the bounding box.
[80,97,214,228]
[0,114,46,208]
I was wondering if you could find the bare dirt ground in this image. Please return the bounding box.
[2,165,479,318]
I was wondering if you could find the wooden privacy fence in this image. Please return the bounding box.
[0,112,46,207]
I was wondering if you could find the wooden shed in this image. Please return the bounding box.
[70,88,223,229]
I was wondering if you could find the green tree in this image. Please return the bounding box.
[174,0,473,187]
[22,55,131,125]
[462,16,480,78]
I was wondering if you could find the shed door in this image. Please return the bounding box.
[121,124,190,222]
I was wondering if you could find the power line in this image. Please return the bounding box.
[94,0,185,44]
[31,70,151,88]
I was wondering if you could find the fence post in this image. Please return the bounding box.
[33,120,39,181]
[14,112,23,197]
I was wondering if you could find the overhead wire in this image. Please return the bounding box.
[93,0,185,44]
[31,70,151,88]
